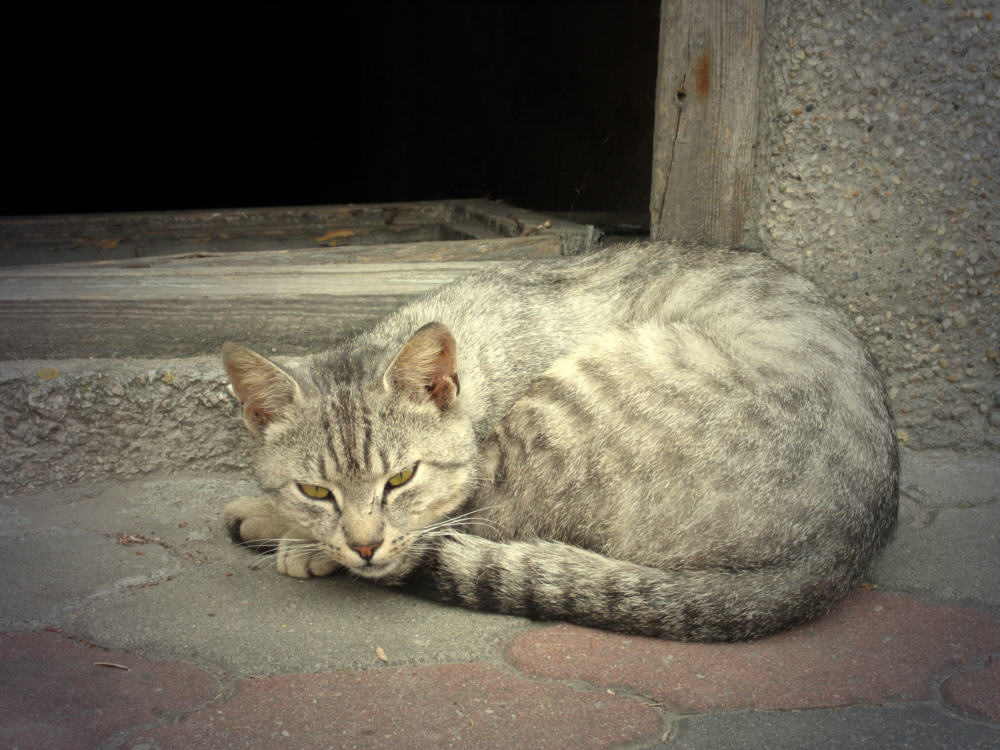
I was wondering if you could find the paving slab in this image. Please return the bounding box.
[129,662,662,750]
[504,590,1000,713]
[897,448,1000,509]
[0,474,530,673]
[940,655,1000,724]
[869,501,1000,612]
[661,704,1000,750]
[0,631,221,750]
[68,563,530,675]
[1,459,999,747]
[869,447,1000,614]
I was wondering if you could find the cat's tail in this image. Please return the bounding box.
[417,534,854,641]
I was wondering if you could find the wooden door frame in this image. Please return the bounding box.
[650,0,766,247]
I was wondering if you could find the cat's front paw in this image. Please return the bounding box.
[223,497,340,578]
[275,536,341,579]
[223,496,288,548]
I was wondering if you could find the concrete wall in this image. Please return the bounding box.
[754,0,999,449]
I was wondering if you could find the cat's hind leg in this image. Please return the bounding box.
[223,497,340,578]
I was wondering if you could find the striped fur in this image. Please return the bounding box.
[222,241,898,640]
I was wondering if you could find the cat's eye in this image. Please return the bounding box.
[386,466,415,489]
[297,483,333,501]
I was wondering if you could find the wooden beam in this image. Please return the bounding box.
[0,238,563,358]
[0,199,600,266]
[650,0,765,246]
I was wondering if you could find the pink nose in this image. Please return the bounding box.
[352,542,381,562]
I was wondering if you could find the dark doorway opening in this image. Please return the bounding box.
[4,2,659,219]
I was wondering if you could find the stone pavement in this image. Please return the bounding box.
[1,447,998,749]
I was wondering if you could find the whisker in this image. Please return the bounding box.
[421,504,500,530]
[234,536,334,570]
[280,545,331,561]
[417,512,506,541]
[249,550,278,569]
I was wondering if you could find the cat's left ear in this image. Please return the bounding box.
[383,322,460,410]
[222,342,302,437]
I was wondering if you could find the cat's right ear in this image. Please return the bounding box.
[383,322,459,410]
[222,342,301,438]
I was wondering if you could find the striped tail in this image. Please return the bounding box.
[417,534,853,641]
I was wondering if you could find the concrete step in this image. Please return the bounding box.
[0,249,556,493]
[0,201,600,494]
[1,356,242,494]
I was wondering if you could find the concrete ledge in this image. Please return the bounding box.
[0,357,248,494]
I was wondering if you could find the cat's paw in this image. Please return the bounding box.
[223,496,289,548]
[223,497,340,578]
[276,536,341,578]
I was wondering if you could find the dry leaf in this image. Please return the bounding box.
[375,646,388,662]
[315,229,356,244]
[116,533,151,546]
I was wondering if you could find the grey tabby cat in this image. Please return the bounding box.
[222,241,898,641]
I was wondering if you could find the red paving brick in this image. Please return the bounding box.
[131,662,662,750]
[941,655,1000,723]
[4,590,998,749]
[505,590,1000,712]
[0,630,220,750]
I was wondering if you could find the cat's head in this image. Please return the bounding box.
[222,322,477,579]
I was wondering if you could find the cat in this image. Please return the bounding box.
[221,240,898,641]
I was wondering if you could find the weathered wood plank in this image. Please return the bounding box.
[46,236,564,270]
[649,0,765,246]
[0,253,539,358]
[0,199,600,265]
[0,203,595,358]
[452,199,603,255]
[0,260,508,302]
[0,296,413,358]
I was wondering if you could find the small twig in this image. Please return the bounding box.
[507,212,552,237]
[93,662,131,671]
[522,219,552,237]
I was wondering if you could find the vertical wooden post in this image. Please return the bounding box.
[650,0,765,246]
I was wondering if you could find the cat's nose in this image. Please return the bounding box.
[351,542,382,562]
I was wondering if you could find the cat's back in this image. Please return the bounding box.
[434,240,839,331]
[444,242,867,376]
[363,241,885,428]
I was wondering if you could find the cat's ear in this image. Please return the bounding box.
[222,342,302,437]
[384,322,460,410]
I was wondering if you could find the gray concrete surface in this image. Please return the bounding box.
[0,358,246,495]
[1,447,997,747]
[0,472,532,674]
[756,0,1000,451]
[1,449,995,675]
[662,705,1000,750]
[869,447,1000,612]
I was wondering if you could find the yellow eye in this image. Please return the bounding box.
[386,467,414,488]
[297,483,332,500]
